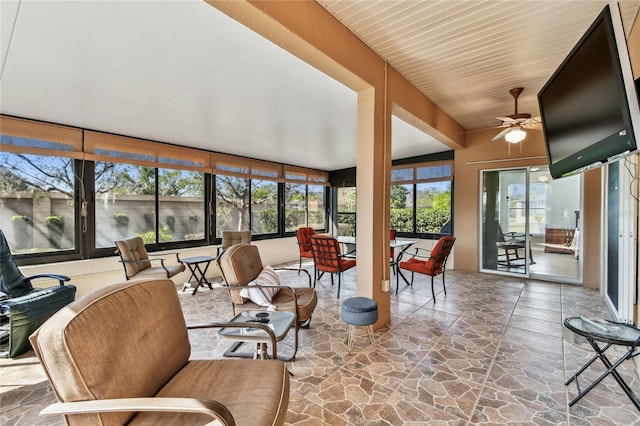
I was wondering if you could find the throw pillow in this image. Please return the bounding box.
[239,265,280,307]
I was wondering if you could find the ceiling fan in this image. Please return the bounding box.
[491,87,541,143]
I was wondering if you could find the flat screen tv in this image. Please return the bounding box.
[537,4,640,179]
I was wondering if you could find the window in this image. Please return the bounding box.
[284,166,328,232]
[1,116,329,263]
[308,184,325,230]
[216,175,250,237]
[251,179,278,234]
[0,152,76,253]
[391,161,453,236]
[337,187,356,236]
[94,163,155,247]
[390,184,414,233]
[507,182,546,235]
[285,182,306,232]
[0,117,83,256]
[159,169,205,242]
[416,181,451,233]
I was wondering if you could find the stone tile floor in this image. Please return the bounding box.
[2,261,639,425]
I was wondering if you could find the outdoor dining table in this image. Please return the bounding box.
[336,236,417,273]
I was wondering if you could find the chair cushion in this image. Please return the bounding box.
[131,359,289,426]
[116,237,151,277]
[239,265,280,307]
[0,230,33,297]
[234,287,317,325]
[299,250,314,259]
[296,227,316,253]
[341,297,378,326]
[30,279,191,425]
[217,244,263,305]
[399,257,442,276]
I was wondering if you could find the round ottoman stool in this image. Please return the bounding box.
[341,297,378,354]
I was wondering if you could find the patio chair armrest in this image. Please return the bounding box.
[26,273,70,286]
[149,252,182,263]
[274,267,312,287]
[120,257,168,267]
[40,397,234,426]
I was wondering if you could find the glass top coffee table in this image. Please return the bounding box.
[564,316,640,410]
[218,310,296,361]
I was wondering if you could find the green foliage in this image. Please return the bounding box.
[114,213,129,227]
[416,208,450,233]
[137,226,173,243]
[159,170,204,197]
[46,215,64,226]
[11,214,29,222]
[390,209,413,232]
[391,207,451,234]
[259,210,278,234]
[337,213,356,236]
[390,185,409,209]
[285,210,306,230]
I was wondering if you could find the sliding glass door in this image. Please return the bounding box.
[481,168,529,275]
[480,167,582,281]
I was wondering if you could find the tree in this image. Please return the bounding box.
[216,175,250,231]
[391,185,408,209]
[1,153,74,197]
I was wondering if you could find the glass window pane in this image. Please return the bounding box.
[251,179,278,235]
[95,163,156,247]
[337,187,356,236]
[285,183,306,232]
[529,182,547,235]
[337,187,356,213]
[391,168,413,182]
[216,175,250,237]
[159,169,205,242]
[416,181,451,233]
[507,183,526,233]
[416,164,452,180]
[0,152,75,253]
[390,184,413,232]
[308,184,325,230]
[337,213,356,236]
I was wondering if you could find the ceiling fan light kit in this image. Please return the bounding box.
[505,127,526,143]
[489,87,540,143]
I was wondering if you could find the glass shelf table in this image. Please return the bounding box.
[564,316,640,410]
[218,310,296,361]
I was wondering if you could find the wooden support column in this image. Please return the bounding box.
[356,84,392,329]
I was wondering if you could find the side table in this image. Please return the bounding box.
[218,310,296,361]
[564,316,640,410]
[179,255,215,295]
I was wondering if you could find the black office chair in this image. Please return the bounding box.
[0,229,76,357]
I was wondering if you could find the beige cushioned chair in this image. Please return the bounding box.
[221,230,251,251]
[29,278,289,426]
[217,243,317,361]
[115,236,185,280]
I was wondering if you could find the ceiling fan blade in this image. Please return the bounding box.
[461,125,504,135]
[494,116,516,123]
[492,127,513,141]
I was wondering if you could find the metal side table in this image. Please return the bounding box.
[564,316,640,411]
